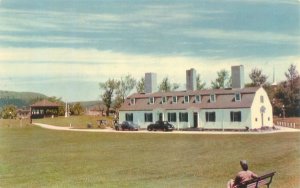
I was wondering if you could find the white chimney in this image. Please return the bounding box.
[145,72,157,93]
[186,68,196,91]
[231,65,245,89]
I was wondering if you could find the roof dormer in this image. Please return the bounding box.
[210,94,216,103]
[235,93,241,102]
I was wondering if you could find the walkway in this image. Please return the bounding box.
[33,123,300,135]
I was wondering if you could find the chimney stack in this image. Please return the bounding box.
[145,72,157,93]
[231,65,244,89]
[186,68,196,91]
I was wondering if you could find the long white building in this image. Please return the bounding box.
[119,66,273,130]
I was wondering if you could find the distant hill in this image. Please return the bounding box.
[0,90,48,108]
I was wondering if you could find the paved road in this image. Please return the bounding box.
[33,123,300,135]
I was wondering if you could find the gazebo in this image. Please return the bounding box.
[30,99,62,119]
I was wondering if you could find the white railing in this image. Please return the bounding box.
[276,121,296,129]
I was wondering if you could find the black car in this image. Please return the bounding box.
[115,121,139,131]
[147,121,175,131]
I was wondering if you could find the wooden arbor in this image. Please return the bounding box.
[30,99,61,119]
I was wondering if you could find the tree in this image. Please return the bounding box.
[196,74,206,90]
[211,69,230,89]
[99,79,119,116]
[249,68,268,86]
[158,77,180,92]
[272,64,300,117]
[136,77,145,93]
[285,64,299,92]
[70,103,84,115]
[282,64,300,116]
[1,105,17,119]
[115,74,137,108]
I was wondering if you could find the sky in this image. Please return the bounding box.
[0,0,299,102]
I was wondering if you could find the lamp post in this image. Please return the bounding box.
[281,105,285,120]
[272,98,275,117]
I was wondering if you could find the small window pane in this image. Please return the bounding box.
[235,93,241,101]
[168,112,177,122]
[179,112,188,122]
[195,95,201,103]
[184,96,189,103]
[172,96,177,103]
[125,113,133,121]
[230,111,241,122]
[210,94,216,102]
[144,113,153,122]
[205,112,216,122]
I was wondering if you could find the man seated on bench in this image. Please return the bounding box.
[227,160,258,188]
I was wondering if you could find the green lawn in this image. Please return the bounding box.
[33,115,114,128]
[0,119,299,187]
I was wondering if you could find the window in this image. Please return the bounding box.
[205,112,216,122]
[130,98,135,105]
[184,96,189,103]
[162,96,167,104]
[235,93,241,101]
[149,97,154,104]
[260,96,264,103]
[210,94,216,103]
[172,96,177,103]
[125,113,133,121]
[230,111,242,122]
[144,113,153,122]
[168,112,177,122]
[195,95,201,103]
[179,112,188,122]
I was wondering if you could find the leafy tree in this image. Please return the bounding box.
[136,77,145,93]
[196,74,206,90]
[70,103,84,115]
[249,68,268,86]
[158,77,180,92]
[282,64,300,116]
[272,64,300,117]
[99,79,119,116]
[211,69,230,89]
[1,105,17,119]
[116,75,136,103]
[285,64,299,91]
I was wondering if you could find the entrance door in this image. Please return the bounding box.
[158,113,163,121]
[193,112,198,128]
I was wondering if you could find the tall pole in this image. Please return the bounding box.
[65,102,68,117]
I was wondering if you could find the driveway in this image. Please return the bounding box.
[33,123,300,135]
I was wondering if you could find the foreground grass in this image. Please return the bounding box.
[0,123,299,187]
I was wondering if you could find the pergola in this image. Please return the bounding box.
[30,99,61,120]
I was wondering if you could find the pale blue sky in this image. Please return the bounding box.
[0,0,299,101]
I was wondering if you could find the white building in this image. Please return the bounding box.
[119,66,273,130]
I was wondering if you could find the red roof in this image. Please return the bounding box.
[30,99,61,107]
[119,87,260,111]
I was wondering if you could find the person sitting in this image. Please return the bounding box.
[227,160,258,188]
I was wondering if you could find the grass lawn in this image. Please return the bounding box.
[0,119,299,187]
[33,115,114,129]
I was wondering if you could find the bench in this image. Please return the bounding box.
[236,171,276,188]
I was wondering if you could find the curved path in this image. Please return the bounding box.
[33,123,300,135]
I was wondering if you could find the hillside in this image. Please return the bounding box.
[0,90,48,108]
